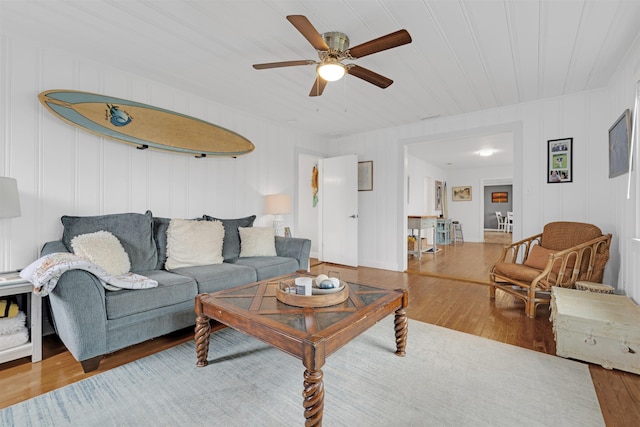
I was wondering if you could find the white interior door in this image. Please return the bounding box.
[318,155,358,266]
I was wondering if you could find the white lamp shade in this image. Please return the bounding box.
[0,177,21,219]
[264,194,291,215]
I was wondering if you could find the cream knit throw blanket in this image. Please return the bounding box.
[20,252,158,296]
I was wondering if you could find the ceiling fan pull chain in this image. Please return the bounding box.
[343,75,348,113]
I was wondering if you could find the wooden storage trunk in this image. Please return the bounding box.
[550,287,640,374]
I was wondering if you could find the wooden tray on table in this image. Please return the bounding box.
[276,279,349,307]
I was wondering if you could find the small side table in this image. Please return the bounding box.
[0,272,42,363]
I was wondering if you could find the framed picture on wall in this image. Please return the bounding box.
[435,180,443,210]
[358,161,373,191]
[609,109,631,178]
[491,192,508,203]
[452,186,472,201]
[547,138,573,183]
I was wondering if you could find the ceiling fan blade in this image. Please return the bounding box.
[253,60,315,70]
[348,29,412,59]
[286,15,329,51]
[309,76,328,97]
[347,65,393,88]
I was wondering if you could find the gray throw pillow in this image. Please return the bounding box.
[62,210,157,273]
[152,217,171,270]
[202,215,256,260]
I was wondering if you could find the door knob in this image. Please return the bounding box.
[349,214,358,218]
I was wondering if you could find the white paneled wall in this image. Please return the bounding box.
[330,43,640,285]
[0,36,328,271]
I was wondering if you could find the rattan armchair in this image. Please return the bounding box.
[489,221,611,318]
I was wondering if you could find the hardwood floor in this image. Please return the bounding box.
[1,241,638,426]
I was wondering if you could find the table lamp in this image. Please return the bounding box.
[0,177,21,219]
[264,194,291,237]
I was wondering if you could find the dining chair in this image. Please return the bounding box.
[495,212,506,232]
[506,211,513,233]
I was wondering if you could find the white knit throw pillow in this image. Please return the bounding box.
[71,230,131,276]
[239,227,276,257]
[165,219,224,270]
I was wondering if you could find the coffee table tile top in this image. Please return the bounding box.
[204,280,393,334]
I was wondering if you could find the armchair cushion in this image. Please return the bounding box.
[523,245,575,276]
[540,222,602,250]
[523,245,553,270]
[493,262,556,287]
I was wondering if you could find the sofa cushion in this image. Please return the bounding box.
[203,215,256,260]
[70,230,130,276]
[105,270,197,320]
[62,210,157,273]
[239,227,276,257]
[165,219,225,270]
[226,256,299,281]
[171,263,257,294]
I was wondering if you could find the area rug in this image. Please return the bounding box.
[0,318,604,426]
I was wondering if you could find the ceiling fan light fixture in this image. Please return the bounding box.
[317,61,346,82]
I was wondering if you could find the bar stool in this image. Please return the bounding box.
[452,221,464,243]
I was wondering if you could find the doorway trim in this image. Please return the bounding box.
[397,121,523,272]
[481,178,513,233]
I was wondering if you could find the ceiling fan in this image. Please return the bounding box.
[253,15,412,96]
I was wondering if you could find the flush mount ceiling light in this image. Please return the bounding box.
[477,149,494,157]
[317,59,346,82]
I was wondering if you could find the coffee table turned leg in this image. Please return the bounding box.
[303,368,324,427]
[394,308,408,357]
[195,313,211,367]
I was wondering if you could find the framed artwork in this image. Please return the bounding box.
[452,186,472,201]
[435,180,443,211]
[284,227,292,238]
[608,109,631,178]
[491,192,508,203]
[358,161,373,191]
[547,138,573,183]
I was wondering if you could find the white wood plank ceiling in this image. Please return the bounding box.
[2,0,640,141]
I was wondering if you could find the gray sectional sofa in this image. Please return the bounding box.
[40,211,311,372]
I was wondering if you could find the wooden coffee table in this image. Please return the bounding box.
[194,273,409,426]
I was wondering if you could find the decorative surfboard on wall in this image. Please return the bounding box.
[38,90,255,158]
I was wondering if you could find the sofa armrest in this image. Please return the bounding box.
[41,240,71,256]
[40,241,108,363]
[275,236,311,271]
